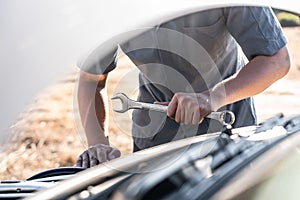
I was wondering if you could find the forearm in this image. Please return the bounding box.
[78,71,109,146]
[211,46,290,109]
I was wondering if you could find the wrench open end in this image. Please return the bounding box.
[111,92,166,113]
[111,93,129,113]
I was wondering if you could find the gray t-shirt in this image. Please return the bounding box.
[79,6,287,150]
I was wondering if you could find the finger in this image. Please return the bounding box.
[167,96,178,119]
[154,101,169,106]
[76,155,83,167]
[96,148,108,164]
[175,105,184,123]
[108,148,121,160]
[192,111,201,125]
[82,152,90,168]
[90,157,99,167]
[184,108,194,125]
[199,114,205,124]
[174,101,184,123]
[88,150,99,167]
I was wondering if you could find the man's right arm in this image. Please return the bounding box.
[78,71,109,146]
[76,71,120,168]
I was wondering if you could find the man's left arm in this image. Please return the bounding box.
[167,46,290,125]
[167,7,290,125]
[215,46,290,107]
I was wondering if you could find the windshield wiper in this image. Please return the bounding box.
[255,113,300,134]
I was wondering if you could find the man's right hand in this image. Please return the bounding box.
[76,144,121,168]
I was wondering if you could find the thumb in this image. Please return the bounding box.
[154,101,169,106]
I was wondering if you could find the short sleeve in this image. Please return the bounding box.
[223,6,287,60]
[77,44,118,75]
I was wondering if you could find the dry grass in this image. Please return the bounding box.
[0,72,84,179]
[0,27,299,180]
[0,58,135,180]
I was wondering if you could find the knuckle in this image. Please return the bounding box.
[173,93,179,98]
[81,152,88,158]
[173,92,183,100]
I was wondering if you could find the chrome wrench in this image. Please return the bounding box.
[111,92,235,125]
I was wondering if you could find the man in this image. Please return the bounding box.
[76,6,290,168]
